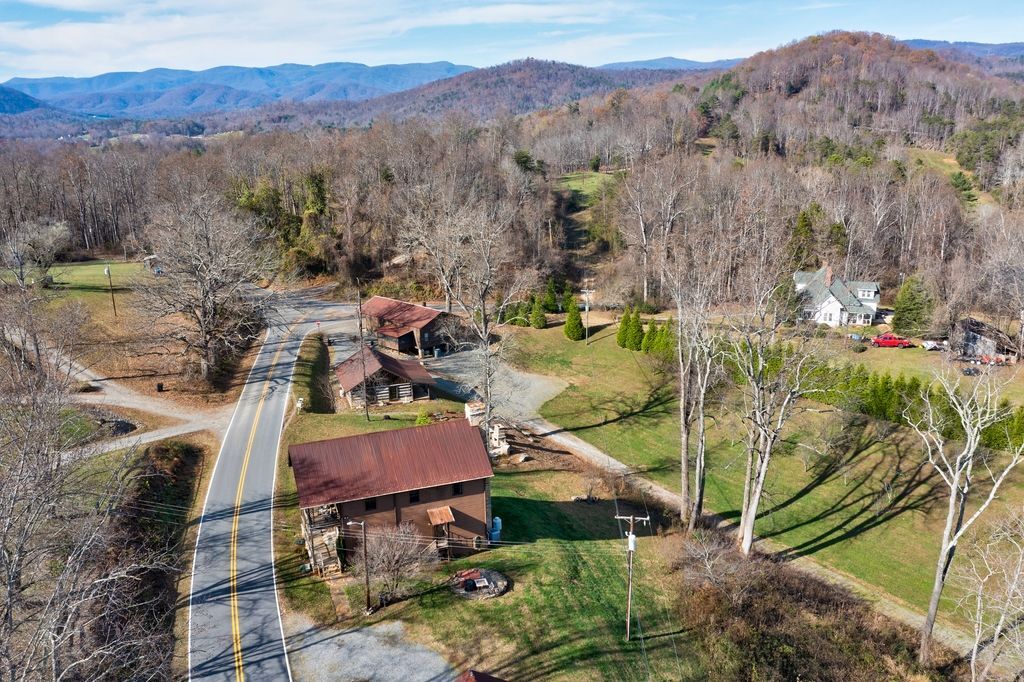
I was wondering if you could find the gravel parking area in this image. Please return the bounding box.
[284,613,455,682]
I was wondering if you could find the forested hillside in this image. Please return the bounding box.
[2,31,1023,336]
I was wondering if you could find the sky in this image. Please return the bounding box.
[0,0,1022,80]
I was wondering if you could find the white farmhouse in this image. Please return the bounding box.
[794,264,879,327]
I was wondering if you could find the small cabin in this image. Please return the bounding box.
[335,345,436,408]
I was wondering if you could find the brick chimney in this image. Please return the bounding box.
[823,261,833,286]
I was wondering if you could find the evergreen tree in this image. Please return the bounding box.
[530,296,547,329]
[950,171,977,203]
[641,320,657,353]
[617,306,631,348]
[542,277,558,312]
[789,208,816,269]
[892,275,933,336]
[626,310,644,351]
[562,281,574,313]
[564,296,584,341]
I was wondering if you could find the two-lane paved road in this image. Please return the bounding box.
[189,293,353,680]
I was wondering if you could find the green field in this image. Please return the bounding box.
[508,323,1024,621]
[2,260,143,293]
[559,171,618,208]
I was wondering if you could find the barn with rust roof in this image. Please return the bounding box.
[288,419,493,573]
[360,295,451,357]
[335,345,436,408]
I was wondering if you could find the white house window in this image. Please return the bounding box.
[858,289,874,299]
[824,312,832,322]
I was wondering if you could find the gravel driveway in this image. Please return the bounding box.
[284,614,455,682]
[423,349,567,422]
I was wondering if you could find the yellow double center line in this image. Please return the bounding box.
[229,329,293,679]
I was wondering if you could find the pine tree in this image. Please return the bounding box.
[543,277,558,312]
[564,295,584,341]
[892,275,933,337]
[655,318,675,361]
[617,306,631,348]
[530,296,547,329]
[626,310,644,351]
[641,320,657,353]
[562,281,574,313]
[789,208,816,269]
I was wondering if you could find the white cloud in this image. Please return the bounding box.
[0,0,626,78]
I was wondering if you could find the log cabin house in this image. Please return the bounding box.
[335,345,436,408]
[288,419,494,574]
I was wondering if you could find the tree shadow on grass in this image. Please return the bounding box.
[764,418,945,560]
[543,384,676,434]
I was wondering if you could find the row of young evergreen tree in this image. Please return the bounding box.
[616,307,675,361]
[500,278,586,341]
[502,278,575,329]
[819,363,1024,449]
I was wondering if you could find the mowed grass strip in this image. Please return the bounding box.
[509,323,1024,621]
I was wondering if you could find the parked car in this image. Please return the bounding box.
[871,333,912,348]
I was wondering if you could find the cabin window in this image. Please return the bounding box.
[409,490,421,504]
[452,482,464,496]
[364,497,377,511]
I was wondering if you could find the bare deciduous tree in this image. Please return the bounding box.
[350,522,439,607]
[0,219,71,289]
[955,507,1024,682]
[134,191,273,382]
[907,369,1024,664]
[1,292,176,681]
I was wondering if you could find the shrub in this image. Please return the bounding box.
[851,343,867,353]
[415,409,432,426]
[641,320,657,353]
[814,323,831,338]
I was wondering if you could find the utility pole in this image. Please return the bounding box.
[356,283,370,422]
[581,278,595,346]
[614,513,649,642]
[104,263,118,317]
[346,519,371,613]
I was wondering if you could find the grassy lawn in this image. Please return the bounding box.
[907,148,995,204]
[348,466,700,681]
[559,171,618,208]
[507,322,1024,623]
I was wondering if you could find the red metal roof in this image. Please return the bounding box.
[289,419,493,509]
[426,506,455,526]
[335,345,435,392]
[361,296,443,331]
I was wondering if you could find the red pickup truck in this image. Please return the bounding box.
[871,333,912,348]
